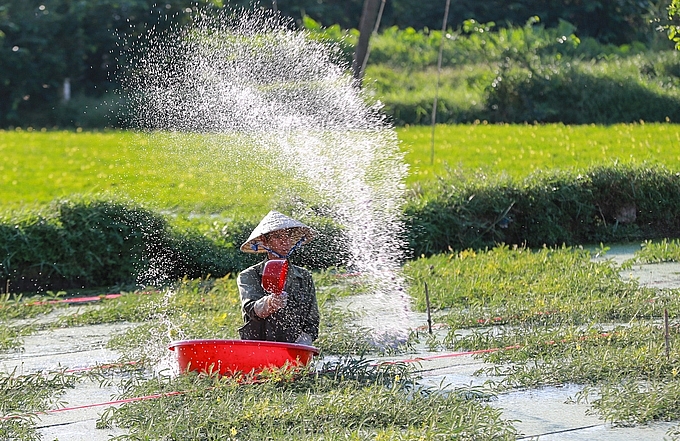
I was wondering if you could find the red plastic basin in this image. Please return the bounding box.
[168,339,319,376]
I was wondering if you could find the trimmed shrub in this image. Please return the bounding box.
[404,165,680,256]
[0,199,241,292]
[0,200,352,293]
[486,63,680,124]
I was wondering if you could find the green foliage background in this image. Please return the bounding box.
[1,0,679,128]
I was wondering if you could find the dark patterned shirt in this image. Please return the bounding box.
[237,260,319,343]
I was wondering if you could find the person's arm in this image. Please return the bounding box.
[254,291,287,318]
[238,269,265,320]
[238,268,287,320]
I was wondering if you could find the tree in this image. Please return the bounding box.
[0,0,224,127]
[352,0,382,83]
[668,0,680,48]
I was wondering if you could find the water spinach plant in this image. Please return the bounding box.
[97,359,517,441]
[23,273,517,440]
[628,238,680,264]
[0,369,77,441]
[405,244,680,437]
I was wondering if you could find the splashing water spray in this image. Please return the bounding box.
[124,8,411,350]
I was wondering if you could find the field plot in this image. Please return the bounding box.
[2,243,680,439]
[401,123,680,183]
[2,126,680,439]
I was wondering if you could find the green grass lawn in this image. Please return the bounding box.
[2,123,679,218]
[400,122,680,183]
[0,130,285,220]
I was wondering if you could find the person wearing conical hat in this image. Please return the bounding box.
[237,211,319,345]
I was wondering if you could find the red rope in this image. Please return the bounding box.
[0,391,185,421]
[29,294,123,306]
[46,391,184,414]
[0,290,159,309]
[381,345,522,365]
[64,361,140,374]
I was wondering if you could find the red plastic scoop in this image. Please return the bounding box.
[261,259,289,294]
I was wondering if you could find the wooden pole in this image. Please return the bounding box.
[665,308,671,359]
[424,281,433,335]
[358,0,386,81]
[352,0,382,84]
[430,0,452,165]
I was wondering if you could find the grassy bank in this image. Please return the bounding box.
[2,126,679,291]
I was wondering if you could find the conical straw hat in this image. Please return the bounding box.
[240,211,316,254]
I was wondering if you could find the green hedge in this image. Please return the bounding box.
[372,52,680,126]
[404,165,680,256]
[0,200,242,292]
[485,57,680,124]
[0,200,349,293]
[360,21,680,126]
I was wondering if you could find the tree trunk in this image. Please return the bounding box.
[352,0,382,85]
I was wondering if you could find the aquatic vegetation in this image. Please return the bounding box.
[404,245,668,328]
[98,359,517,441]
[0,369,77,441]
[629,238,680,264]
[407,244,680,436]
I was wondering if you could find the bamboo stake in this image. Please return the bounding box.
[665,308,671,360]
[424,281,433,335]
[430,0,452,165]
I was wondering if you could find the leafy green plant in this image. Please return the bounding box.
[582,379,680,427]
[98,358,517,440]
[405,242,680,436]
[405,245,671,328]
[359,18,680,125]
[404,164,680,255]
[0,369,77,441]
[629,238,680,263]
[0,198,245,291]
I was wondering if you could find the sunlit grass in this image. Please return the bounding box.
[398,122,680,184]
[0,130,287,220]
[2,124,679,219]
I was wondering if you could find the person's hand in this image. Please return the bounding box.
[270,291,288,309]
[295,332,313,345]
[253,291,288,318]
